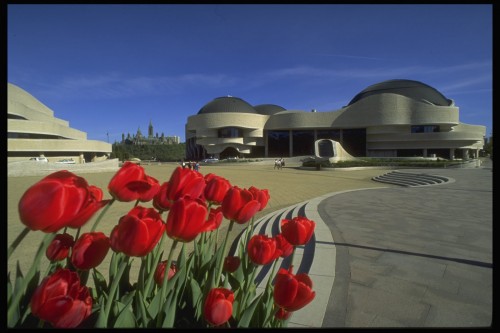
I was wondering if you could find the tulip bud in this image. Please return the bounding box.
[45,233,74,262]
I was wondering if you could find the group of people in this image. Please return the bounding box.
[274,158,285,170]
[181,160,200,172]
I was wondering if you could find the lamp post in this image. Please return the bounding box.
[107,132,109,143]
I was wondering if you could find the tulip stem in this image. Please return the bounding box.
[265,259,279,295]
[43,261,56,278]
[239,263,258,319]
[214,228,219,253]
[7,227,30,260]
[288,247,296,270]
[156,239,178,327]
[214,220,234,288]
[90,199,115,232]
[243,217,255,250]
[144,233,166,297]
[101,254,127,326]
[74,227,82,243]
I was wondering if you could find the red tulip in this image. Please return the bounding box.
[275,307,292,320]
[108,161,160,202]
[247,234,281,265]
[273,266,315,312]
[30,268,92,328]
[205,207,223,232]
[223,256,241,273]
[18,171,110,233]
[154,261,177,286]
[221,186,261,224]
[71,232,110,270]
[203,288,234,326]
[280,216,316,246]
[166,196,209,242]
[46,233,74,262]
[204,174,232,205]
[110,206,165,257]
[248,186,270,211]
[153,182,172,212]
[166,166,206,201]
[275,233,294,258]
[140,174,161,202]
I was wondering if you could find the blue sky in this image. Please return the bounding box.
[8,4,493,143]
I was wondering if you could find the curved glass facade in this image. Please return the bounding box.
[218,127,242,138]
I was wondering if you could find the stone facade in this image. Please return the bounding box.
[7,83,112,164]
[185,80,486,160]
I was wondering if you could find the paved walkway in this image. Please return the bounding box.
[235,159,492,328]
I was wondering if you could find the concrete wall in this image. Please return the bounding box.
[8,159,120,177]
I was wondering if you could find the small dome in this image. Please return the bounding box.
[348,79,452,106]
[198,96,257,115]
[253,104,286,115]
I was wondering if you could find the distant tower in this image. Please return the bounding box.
[148,120,154,139]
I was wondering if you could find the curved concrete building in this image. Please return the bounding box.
[8,82,112,163]
[186,79,486,160]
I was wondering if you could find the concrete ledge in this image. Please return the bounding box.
[8,159,120,177]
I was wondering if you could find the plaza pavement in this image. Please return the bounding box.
[253,158,492,328]
[7,157,493,328]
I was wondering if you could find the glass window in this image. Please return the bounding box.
[292,130,315,156]
[218,127,242,138]
[267,130,289,157]
[411,125,440,133]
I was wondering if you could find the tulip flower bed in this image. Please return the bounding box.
[8,162,317,328]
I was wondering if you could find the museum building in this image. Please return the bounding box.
[185,79,485,160]
[7,82,112,163]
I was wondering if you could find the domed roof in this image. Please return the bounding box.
[198,96,257,115]
[348,79,452,106]
[253,104,286,115]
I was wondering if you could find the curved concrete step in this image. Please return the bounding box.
[372,171,451,187]
[228,202,313,288]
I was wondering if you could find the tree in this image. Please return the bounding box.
[112,143,186,161]
[483,135,493,157]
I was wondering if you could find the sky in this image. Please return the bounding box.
[7,4,493,143]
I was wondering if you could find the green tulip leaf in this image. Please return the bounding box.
[12,263,24,301]
[189,277,202,309]
[95,296,109,328]
[109,252,119,282]
[227,271,242,290]
[162,291,178,327]
[92,268,108,295]
[15,261,24,280]
[118,291,136,308]
[7,273,13,304]
[113,299,136,328]
[237,293,262,327]
[135,290,150,327]
[177,243,187,267]
[146,288,163,319]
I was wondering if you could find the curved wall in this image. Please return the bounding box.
[185,80,486,159]
[8,83,112,163]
